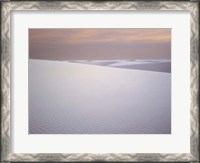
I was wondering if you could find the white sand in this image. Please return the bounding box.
[29,59,171,134]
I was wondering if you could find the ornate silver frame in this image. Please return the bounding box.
[1,1,199,162]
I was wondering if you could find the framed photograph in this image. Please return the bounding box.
[1,0,199,162]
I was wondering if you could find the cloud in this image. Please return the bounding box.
[29,28,171,45]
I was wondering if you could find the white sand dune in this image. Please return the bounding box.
[109,61,171,73]
[66,60,171,73]
[29,59,171,134]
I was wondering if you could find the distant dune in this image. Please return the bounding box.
[29,59,171,134]
[66,60,171,73]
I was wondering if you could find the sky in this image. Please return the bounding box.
[29,28,171,60]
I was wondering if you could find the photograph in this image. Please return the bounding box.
[28,28,171,134]
[2,1,198,162]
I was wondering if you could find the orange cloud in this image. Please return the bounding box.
[29,28,171,46]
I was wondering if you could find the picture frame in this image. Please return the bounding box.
[1,0,199,162]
